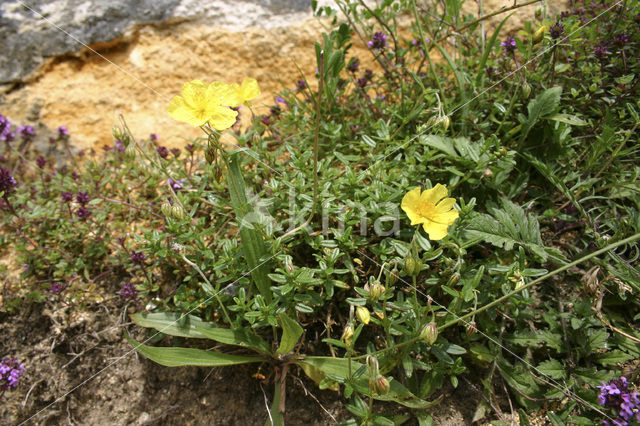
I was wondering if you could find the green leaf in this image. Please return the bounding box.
[522,86,562,139]
[420,135,458,157]
[297,357,442,409]
[125,333,265,367]
[475,12,515,88]
[545,113,587,126]
[465,198,559,261]
[131,312,218,339]
[595,350,633,366]
[227,152,272,302]
[276,313,303,355]
[194,326,271,355]
[536,360,566,379]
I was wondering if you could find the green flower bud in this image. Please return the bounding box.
[533,26,546,44]
[420,322,438,345]
[161,202,172,218]
[465,321,477,337]
[171,204,185,220]
[387,266,399,285]
[447,273,461,287]
[440,115,450,131]
[534,5,544,20]
[356,306,371,325]
[205,148,216,165]
[369,281,385,301]
[369,375,390,395]
[404,256,422,277]
[125,144,136,160]
[341,324,354,346]
[522,82,532,99]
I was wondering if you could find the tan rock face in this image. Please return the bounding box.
[0,1,563,151]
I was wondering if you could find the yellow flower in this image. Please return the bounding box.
[401,184,459,240]
[228,78,261,107]
[167,80,238,130]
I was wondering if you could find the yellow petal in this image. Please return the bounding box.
[211,82,242,108]
[420,183,449,205]
[208,106,238,130]
[167,96,207,127]
[181,80,208,107]
[422,220,449,240]
[239,78,261,102]
[431,209,459,226]
[401,187,425,225]
[435,197,456,212]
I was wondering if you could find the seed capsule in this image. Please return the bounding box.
[404,256,422,277]
[341,324,354,346]
[420,322,438,345]
[356,306,371,325]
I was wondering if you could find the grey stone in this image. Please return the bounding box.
[0,0,314,84]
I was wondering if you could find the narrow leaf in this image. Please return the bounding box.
[276,313,303,355]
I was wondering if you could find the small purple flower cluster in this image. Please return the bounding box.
[0,115,15,143]
[549,22,564,40]
[356,69,374,88]
[118,281,138,301]
[598,377,640,425]
[296,80,307,90]
[157,146,169,159]
[347,58,360,73]
[130,250,145,265]
[0,357,25,395]
[75,191,91,220]
[49,282,66,294]
[500,36,517,54]
[17,125,35,141]
[367,32,387,50]
[0,166,17,195]
[168,178,184,191]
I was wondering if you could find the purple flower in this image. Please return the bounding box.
[0,166,17,195]
[114,140,125,153]
[549,22,564,40]
[61,192,73,202]
[76,191,90,205]
[364,69,373,81]
[170,148,181,158]
[367,32,387,50]
[260,115,272,126]
[130,250,145,265]
[501,36,517,54]
[2,132,15,143]
[598,377,640,424]
[50,282,66,294]
[76,206,92,219]
[36,156,46,169]
[0,357,25,392]
[594,45,611,59]
[157,146,169,159]
[118,281,138,301]
[356,77,368,88]
[296,80,307,90]
[275,96,288,105]
[185,144,195,153]
[57,126,69,137]
[347,58,360,73]
[17,125,35,141]
[0,115,9,135]
[614,33,631,47]
[150,133,158,142]
[168,178,184,191]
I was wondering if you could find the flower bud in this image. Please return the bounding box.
[404,256,422,277]
[356,306,371,325]
[439,116,450,131]
[161,202,172,218]
[205,148,216,165]
[341,324,354,346]
[465,321,477,337]
[366,355,379,376]
[369,281,385,301]
[369,375,390,395]
[447,273,461,287]
[420,322,438,345]
[387,266,399,285]
[284,256,294,273]
[521,82,532,99]
[171,204,185,220]
[125,144,136,160]
[533,26,546,43]
[534,5,544,20]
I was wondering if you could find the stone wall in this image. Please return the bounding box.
[0,0,562,151]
